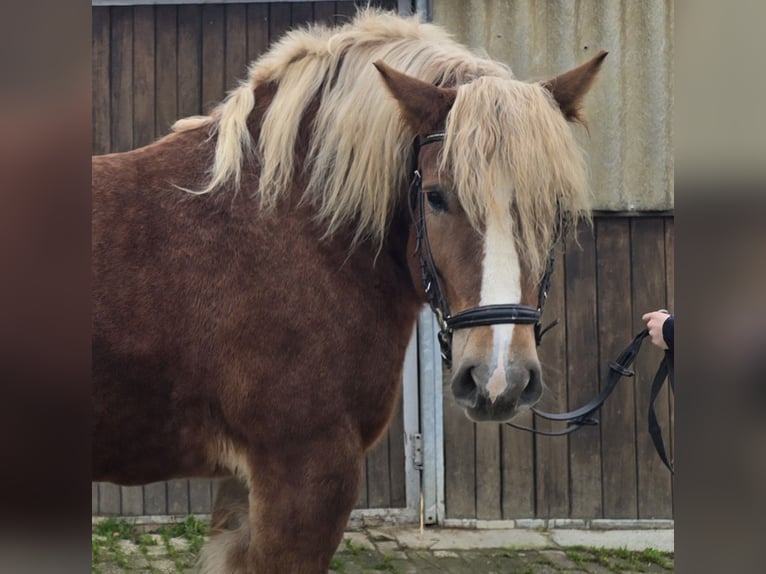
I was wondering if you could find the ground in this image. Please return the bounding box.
[91,517,674,573]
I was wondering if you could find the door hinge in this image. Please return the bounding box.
[410,432,423,470]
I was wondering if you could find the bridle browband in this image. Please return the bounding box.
[409,132,674,473]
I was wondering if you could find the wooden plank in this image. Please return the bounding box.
[167,479,190,514]
[268,2,291,42]
[534,250,570,518]
[371,0,399,11]
[246,3,269,63]
[291,2,314,27]
[565,221,603,518]
[631,218,672,518]
[313,1,336,27]
[155,5,178,135]
[99,483,121,515]
[388,394,406,508]
[92,7,110,154]
[442,365,476,518]
[110,6,134,152]
[355,458,368,508]
[664,218,675,470]
[366,433,392,508]
[225,4,248,90]
[189,479,213,514]
[475,424,501,519]
[596,218,637,518]
[334,1,356,24]
[664,218,674,315]
[143,482,167,515]
[132,5,156,148]
[201,4,225,113]
[121,486,144,516]
[178,5,202,118]
[501,415,535,518]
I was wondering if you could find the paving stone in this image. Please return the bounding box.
[375,539,407,559]
[169,537,190,551]
[397,528,545,550]
[582,563,620,574]
[550,529,674,552]
[429,529,549,550]
[433,549,460,558]
[342,531,376,550]
[540,549,581,569]
[125,553,150,569]
[116,540,139,554]
[386,559,422,573]
[366,527,398,542]
[408,549,467,572]
[144,543,168,556]
[150,558,179,573]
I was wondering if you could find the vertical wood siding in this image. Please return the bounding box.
[443,217,674,519]
[91,1,402,516]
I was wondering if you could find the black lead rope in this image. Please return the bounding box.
[648,350,674,473]
[506,329,675,474]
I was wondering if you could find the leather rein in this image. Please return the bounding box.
[409,132,674,473]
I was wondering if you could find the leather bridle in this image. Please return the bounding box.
[409,132,674,473]
[409,132,558,368]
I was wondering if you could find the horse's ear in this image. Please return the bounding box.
[542,50,608,124]
[373,60,456,134]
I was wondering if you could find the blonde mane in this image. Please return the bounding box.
[174,8,589,275]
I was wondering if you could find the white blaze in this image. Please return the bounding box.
[481,205,521,403]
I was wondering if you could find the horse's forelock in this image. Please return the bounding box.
[441,77,591,280]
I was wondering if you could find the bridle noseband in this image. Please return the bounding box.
[409,132,557,369]
[409,132,674,472]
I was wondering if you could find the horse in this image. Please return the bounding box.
[92,9,605,573]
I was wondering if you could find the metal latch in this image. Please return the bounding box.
[409,432,423,470]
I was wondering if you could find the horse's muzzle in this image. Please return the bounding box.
[451,360,542,422]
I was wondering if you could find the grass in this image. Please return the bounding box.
[563,545,674,571]
[342,537,365,557]
[329,555,346,572]
[371,555,398,572]
[92,516,208,572]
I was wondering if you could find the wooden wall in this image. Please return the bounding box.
[91,1,404,516]
[93,1,396,155]
[443,216,674,520]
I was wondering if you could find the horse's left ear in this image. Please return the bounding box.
[373,60,456,134]
[542,50,608,124]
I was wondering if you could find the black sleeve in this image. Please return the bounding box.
[662,314,674,353]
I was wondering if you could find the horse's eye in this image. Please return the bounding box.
[426,190,448,213]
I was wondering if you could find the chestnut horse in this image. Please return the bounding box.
[92,9,605,573]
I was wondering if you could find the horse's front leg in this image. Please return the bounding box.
[201,432,364,574]
[248,432,365,574]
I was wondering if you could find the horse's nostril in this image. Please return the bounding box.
[452,367,479,408]
[519,365,543,406]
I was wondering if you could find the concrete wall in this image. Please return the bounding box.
[433,0,673,211]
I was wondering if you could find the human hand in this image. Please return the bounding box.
[642,310,670,350]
